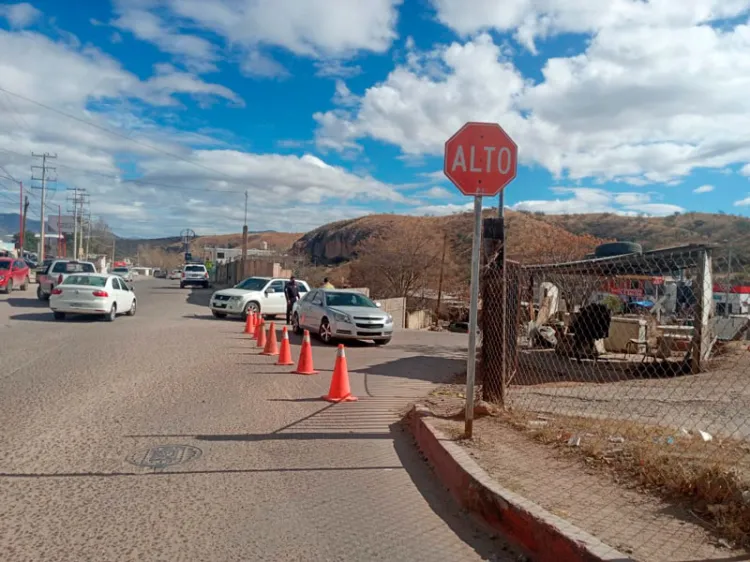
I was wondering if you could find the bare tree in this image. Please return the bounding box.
[349,220,442,298]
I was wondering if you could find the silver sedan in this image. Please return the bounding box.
[292,289,393,345]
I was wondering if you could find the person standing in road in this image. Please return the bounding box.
[322,277,334,289]
[284,276,301,324]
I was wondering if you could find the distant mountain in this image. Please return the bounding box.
[0,213,42,236]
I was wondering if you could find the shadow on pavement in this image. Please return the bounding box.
[5,296,48,308]
[10,312,103,323]
[357,355,464,385]
[390,421,512,560]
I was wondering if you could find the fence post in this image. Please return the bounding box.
[481,217,506,405]
[691,247,713,374]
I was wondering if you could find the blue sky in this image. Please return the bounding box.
[0,0,749,237]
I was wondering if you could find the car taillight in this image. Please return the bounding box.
[57,274,63,284]
[92,290,108,297]
[51,288,63,295]
[182,272,185,278]
[204,272,209,278]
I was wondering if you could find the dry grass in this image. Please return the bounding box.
[425,376,750,547]
[505,410,750,546]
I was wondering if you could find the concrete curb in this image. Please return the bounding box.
[405,405,635,562]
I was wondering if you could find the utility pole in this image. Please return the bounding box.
[241,190,248,277]
[66,187,88,260]
[18,181,23,256]
[85,212,91,258]
[57,205,62,257]
[21,195,29,257]
[111,237,116,267]
[31,152,57,263]
[435,232,448,327]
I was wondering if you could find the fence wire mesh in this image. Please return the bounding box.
[475,243,750,560]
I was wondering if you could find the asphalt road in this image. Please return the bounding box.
[0,277,517,562]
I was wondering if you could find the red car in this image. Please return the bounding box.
[0,257,31,294]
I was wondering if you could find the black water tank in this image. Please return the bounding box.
[594,242,643,258]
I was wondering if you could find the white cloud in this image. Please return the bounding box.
[512,187,684,216]
[0,3,41,28]
[693,184,715,193]
[736,195,750,207]
[0,26,407,236]
[419,186,454,199]
[112,7,218,73]
[315,60,362,78]
[430,0,750,53]
[316,8,750,187]
[741,164,750,176]
[117,0,401,77]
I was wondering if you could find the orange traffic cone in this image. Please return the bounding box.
[243,313,254,334]
[293,330,319,375]
[261,322,279,356]
[322,344,358,402]
[256,320,267,349]
[276,326,294,366]
[253,317,263,341]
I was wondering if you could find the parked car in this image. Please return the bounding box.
[111,266,134,283]
[153,269,167,279]
[168,269,181,280]
[49,273,136,321]
[37,259,97,300]
[180,264,210,289]
[209,276,310,320]
[292,289,393,345]
[0,257,31,294]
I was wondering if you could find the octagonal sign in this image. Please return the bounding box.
[444,122,518,197]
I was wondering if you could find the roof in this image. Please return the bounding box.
[521,244,716,276]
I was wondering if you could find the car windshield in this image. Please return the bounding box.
[185,265,205,272]
[113,268,129,273]
[235,277,268,291]
[0,261,10,270]
[52,262,96,274]
[325,291,378,308]
[62,275,107,287]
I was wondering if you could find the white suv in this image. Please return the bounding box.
[37,259,97,300]
[180,264,210,289]
[209,277,309,320]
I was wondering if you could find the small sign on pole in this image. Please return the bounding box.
[443,122,518,438]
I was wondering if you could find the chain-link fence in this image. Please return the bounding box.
[476,243,750,559]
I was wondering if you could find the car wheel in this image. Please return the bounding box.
[319,318,333,344]
[212,310,227,318]
[179,283,185,289]
[243,301,260,321]
[37,285,49,301]
[2,279,12,294]
[126,298,136,316]
[374,338,392,346]
[203,282,209,289]
[21,276,29,291]
[292,312,302,335]
[105,304,117,322]
[53,311,66,321]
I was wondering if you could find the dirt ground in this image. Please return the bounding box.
[422,392,748,562]
[510,344,750,440]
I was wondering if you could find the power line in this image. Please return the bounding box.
[0,85,243,183]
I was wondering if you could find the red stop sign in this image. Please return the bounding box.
[443,122,518,197]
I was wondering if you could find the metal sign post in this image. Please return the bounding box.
[443,122,518,439]
[465,195,483,436]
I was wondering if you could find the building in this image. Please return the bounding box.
[713,284,750,315]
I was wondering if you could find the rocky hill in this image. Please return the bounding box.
[291,211,606,266]
[530,212,749,269]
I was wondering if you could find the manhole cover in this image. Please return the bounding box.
[127,444,202,469]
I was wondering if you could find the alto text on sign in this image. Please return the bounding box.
[443,122,518,197]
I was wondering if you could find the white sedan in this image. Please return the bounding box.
[49,273,137,321]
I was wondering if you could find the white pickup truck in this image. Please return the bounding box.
[37,259,97,300]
